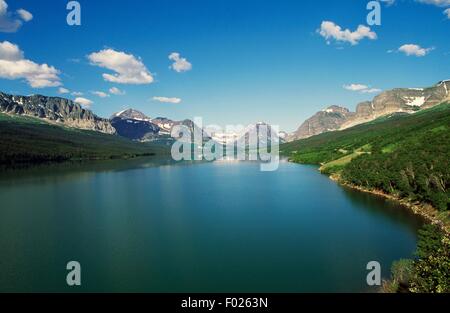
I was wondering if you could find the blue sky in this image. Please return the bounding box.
[0,0,449,131]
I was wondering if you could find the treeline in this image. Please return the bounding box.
[341,128,449,211]
[385,225,449,293]
[0,113,169,166]
[282,103,450,212]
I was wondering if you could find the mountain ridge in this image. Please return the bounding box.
[288,80,450,141]
[0,92,116,134]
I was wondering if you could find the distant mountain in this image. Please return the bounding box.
[0,92,115,134]
[288,80,450,141]
[110,109,160,141]
[287,106,354,141]
[211,122,285,148]
[110,109,209,143]
[112,109,152,121]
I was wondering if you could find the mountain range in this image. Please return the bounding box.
[287,80,450,141]
[1,79,449,145]
[0,92,115,134]
[0,92,283,146]
[0,93,206,143]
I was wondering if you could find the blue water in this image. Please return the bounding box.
[0,159,422,292]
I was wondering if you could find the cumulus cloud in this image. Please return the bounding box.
[152,96,182,104]
[169,52,192,72]
[344,83,381,93]
[0,1,32,33]
[444,8,450,18]
[318,21,377,45]
[74,97,93,107]
[0,41,62,88]
[91,91,109,98]
[398,44,434,57]
[343,84,369,91]
[71,91,83,96]
[16,9,32,22]
[58,87,70,94]
[109,87,125,95]
[88,49,154,84]
[0,40,23,60]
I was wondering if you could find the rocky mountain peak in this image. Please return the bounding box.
[321,105,350,114]
[0,92,116,134]
[113,109,150,121]
[288,80,450,141]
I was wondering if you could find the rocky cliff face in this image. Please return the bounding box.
[288,105,354,141]
[341,80,450,129]
[0,92,116,134]
[289,80,450,141]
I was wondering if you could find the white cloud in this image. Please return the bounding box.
[0,41,62,88]
[380,0,396,5]
[0,0,6,15]
[416,0,450,7]
[0,40,23,60]
[344,83,381,93]
[169,52,192,73]
[71,91,83,96]
[58,87,70,94]
[109,87,125,95]
[88,49,154,84]
[318,21,377,45]
[91,91,109,98]
[444,8,450,18]
[17,9,32,22]
[74,97,93,107]
[416,0,450,17]
[344,84,369,91]
[152,96,182,104]
[0,1,32,33]
[398,44,434,57]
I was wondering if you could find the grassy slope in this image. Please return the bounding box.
[0,113,170,165]
[282,104,449,164]
[281,102,450,212]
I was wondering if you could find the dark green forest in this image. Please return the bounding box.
[282,103,450,212]
[0,113,169,165]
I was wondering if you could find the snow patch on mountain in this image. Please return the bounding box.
[403,96,426,107]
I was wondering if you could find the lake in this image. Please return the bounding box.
[0,158,423,292]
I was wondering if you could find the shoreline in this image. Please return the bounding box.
[329,173,450,235]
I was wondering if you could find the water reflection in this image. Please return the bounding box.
[0,160,422,292]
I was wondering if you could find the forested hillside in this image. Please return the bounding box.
[282,103,450,293]
[282,103,450,212]
[0,113,170,166]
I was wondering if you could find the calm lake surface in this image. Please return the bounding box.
[0,159,423,292]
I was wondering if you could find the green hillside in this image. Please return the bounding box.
[0,113,170,165]
[282,103,450,212]
[282,103,450,293]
